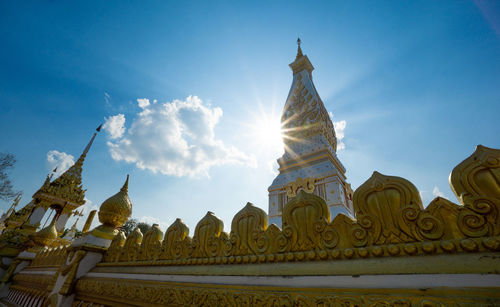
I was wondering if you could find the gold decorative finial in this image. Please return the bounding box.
[296,37,303,60]
[92,174,133,239]
[121,174,129,193]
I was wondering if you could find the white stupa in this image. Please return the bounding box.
[268,39,354,227]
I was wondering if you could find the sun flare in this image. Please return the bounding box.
[244,104,285,157]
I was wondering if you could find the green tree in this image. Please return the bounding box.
[120,218,138,236]
[137,222,151,234]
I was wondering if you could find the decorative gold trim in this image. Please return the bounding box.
[57,250,86,295]
[74,277,500,306]
[92,251,499,275]
[100,165,500,268]
[11,273,53,292]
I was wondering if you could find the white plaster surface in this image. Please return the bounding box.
[17,251,37,259]
[56,213,69,232]
[72,233,111,249]
[84,272,500,289]
[29,207,47,226]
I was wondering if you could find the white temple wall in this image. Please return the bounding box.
[29,207,48,226]
[55,213,70,233]
[324,178,346,206]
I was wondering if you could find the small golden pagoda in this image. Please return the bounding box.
[0,126,100,259]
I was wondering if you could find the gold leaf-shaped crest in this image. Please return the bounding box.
[451,146,500,237]
[282,190,334,251]
[104,231,126,262]
[353,172,424,244]
[140,224,163,261]
[451,145,500,202]
[192,212,226,258]
[230,202,268,255]
[162,218,190,260]
[121,228,143,262]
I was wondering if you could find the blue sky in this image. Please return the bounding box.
[1,1,499,232]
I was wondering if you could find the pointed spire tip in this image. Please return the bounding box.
[121,174,129,193]
[295,37,303,60]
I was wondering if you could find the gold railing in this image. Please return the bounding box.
[29,245,70,268]
[100,145,500,266]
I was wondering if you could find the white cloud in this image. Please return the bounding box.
[330,112,347,151]
[106,95,255,177]
[432,186,447,199]
[103,114,126,140]
[267,159,279,175]
[46,150,75,177]
[137,98,151,109]
[104,92,111,109]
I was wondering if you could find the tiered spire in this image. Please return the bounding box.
[289,38,314,75]
[282,39,337,152]
[35,125,101,205]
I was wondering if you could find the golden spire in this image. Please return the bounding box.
[36,125,102,205]
[296,37,303,60]
[53,126,99,185]
[289,37,314,75]
[121,174,129,193]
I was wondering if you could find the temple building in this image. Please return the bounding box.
[0,127,100,267]
[0,41,498,306]
[268,39,354,226]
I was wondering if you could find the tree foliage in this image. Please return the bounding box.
[119,219,152,236]
[0,153,21,201]
[137,222,151,234]
[120,218,138,236]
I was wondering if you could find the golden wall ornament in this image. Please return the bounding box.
[4,145,500,307]
[139,224,163,261]
[191,211,228,258]
[97,146,500,268]
[161,218,190,260]
[103,231,126,263]
[282,190,338,251]
[11,273,53,293]
[450,145,500,238]
[58,250,86,295]
[230,203,267,255]
[73,277,500,307]
[30,245,69,268]
[285,177,316,197]
[121,227,143,262]
[351,171,443,245]
[0,258,20,284]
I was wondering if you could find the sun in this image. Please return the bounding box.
[243,103,285,157]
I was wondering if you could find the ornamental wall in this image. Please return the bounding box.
[0,145,499,306]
